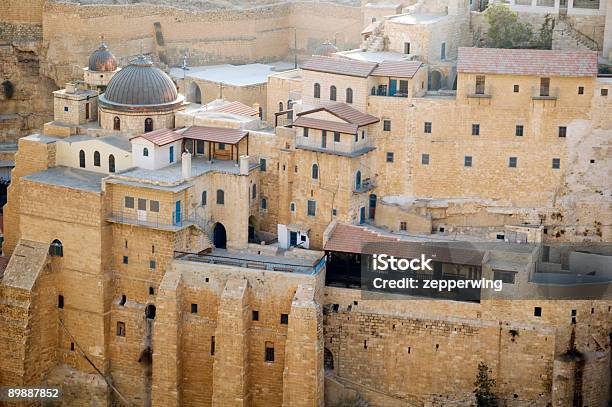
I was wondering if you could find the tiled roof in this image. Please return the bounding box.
[293,117,358,134]
[301,56,378,78]
[371,60,422,78]
[210,101,259,117]
[324,224,399,253]
[181,126,248,145]
[457,47,598,77]
[132,128,183,147]
[298,102,379,127]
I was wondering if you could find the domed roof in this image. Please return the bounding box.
[314,41,339,57]
[99,55,182,112]
[88,43,117,72]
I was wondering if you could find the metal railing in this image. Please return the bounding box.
[466,83,493,98]
[531,86,560,99]
[353,178,376,193]
[108,209,208,230]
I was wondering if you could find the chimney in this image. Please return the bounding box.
[182,152,192,179]
[239,155,250,175]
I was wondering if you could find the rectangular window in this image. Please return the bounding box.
[307,200,316,217]
[196,140,205,154]
[515,125,524,137]
[150,260,156,269]
[280,313,289,324]
[260,158,267,171]
[334,132,341,142]
[424,122,432,134]
[332,208,337,216]
[303,128,309,137]
[124,196,134,208]
[578,86,584,95]
[354,133,358,142]
[218,143,225,150]
[116,321,125,337]
[475,76,485,95]
[493,270,516,284]
[252,310,259,321]
[169,146,174,163]
[362,130,365,140]
[552,158,560,169]
[602,89,609,96]
[404,42,410,54]
[513,84,520,93]
[400,221,407,231]
[440,42,446,60]
[150,200,159,212]
[64,106,69,112]
[421,153,429,165]
[58,295,64,309]
[383,120,391,131]
[508,157,517,168]
[211,336,215,356]
[191,303,198,314]
[386,152,394,162]
[540,78,550,97]
[558,126,567,138]
[472,124,480,136]
[138,198,147,211]
[464,156,472,167]
[265,343,275,362]
[399,80,408,95]
[534,307,542,317]
[123,256,128,264]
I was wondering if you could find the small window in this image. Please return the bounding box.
[578,86,584,95]
[113,116,121,131]
[252,310,259,321]
[125,196,134,208]
[261,197,267,210]
[540,78,550,97]
[552,158,560,169]
[307,200,316,216]
[116,321,125,337]
[149,260,156,269]
[218,143,225,151]
[424,122,432,134]
[79,150,86,168]
[354,133,358,142]
[346,88,353,104]
[421,154,429,165]
[150,200,159,212]
[383,120,391,131]
[216,189,225,204]
[119,295,126,306]
[472,124,480,136]
[400,221,407,231]
[475,76,485,95]
[303,128,309,138]
[332,208,337,216]
[280,313,289,324]
[311,164,319,180]
[64,106,69,112]
[386,152,394,162]
[602,88,609,96]
[534,307,542,317]
[494,270,515,284]
[123,256,128,264]
[93,151,100,167]
[330,85,337,101]
[404,42,410,54]
[558,126,567,138]
[440,42,446,60]
[290,202,296,212]
[334,132,340,142]
[138,198,147,211]
[464,156,472,167]
[143,148,149,157]
[265,342,275,362]
[58,295,64,309]
[144,118,153,133]
[362,130,365,140]
[50,239,63,257]
[278,102,283,112]
[201,191,207,206]
[191,304,198,314]
[513,84,520,93]
[314,83,321,98]
[509,157,517,168]
[149,287,155,295]
[211,336,215,355]
[516,125,524,137]
[260,158,267,171]
[108,155,115,173]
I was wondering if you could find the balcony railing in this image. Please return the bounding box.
[108,209,206,230]
[531,86,560,100]
[353,178,375,193]
[466,83,493,98]
[295,136,375,157]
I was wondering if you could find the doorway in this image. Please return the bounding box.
[369,194,377,219]
[213,223,227,248]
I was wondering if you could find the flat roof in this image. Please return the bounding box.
[170,62,294,86]
[22,166,105,193]
[337,50,413,63]
[388,13,448,25]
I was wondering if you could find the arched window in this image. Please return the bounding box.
[49,239,63,257]
[312,163,319,180]
[201,190,207,206]
[371,87,376,96]
[113,116,121,131]
[144,118,153,133]
[330,85,337,101]
[79,150,86,168]
[290,202,296,212]
[93,151,100,167]
[346,88,353,104]
[278,102,284,112]
[287,99,292,109]
[261,197,267,210]
[252,184,257,199]
[314,83,321,99]
[143,148,149,157]
[258,107,263,119]
[216,189,225,205]
[108,155,115,173]
[355,170,362,191]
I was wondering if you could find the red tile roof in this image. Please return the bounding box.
[298,102,379,127]
[293,117,358,134]
[131,128,183,146]
[457,47,598,77]
[371,60,422,78]
[181,126,248,145]
[324,224,399,253]
[210,101,259,117]
[302,56,378,78]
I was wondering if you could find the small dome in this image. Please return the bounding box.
[314,41,339,57]
[88,43,117,72]
[99,55,182,111]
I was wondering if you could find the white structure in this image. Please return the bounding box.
[55,135,132,174]
[130,129,184,171]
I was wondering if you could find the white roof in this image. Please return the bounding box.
[170,62,295,87]
[388,13,448,25]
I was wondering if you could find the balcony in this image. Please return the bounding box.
[466,84,493,98]
[107,209,205,231]
[531,86,559,100]
[295,136,375,158]
[353,177,375,193]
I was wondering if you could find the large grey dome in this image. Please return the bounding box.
[99,55,182,111]
[314,41,339,57]
[88,43,117,72]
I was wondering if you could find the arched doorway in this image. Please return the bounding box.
[369,194,377,219]
[429,70,442,91]
[248,216,258,244]
[213,223,227,249]
[189,82,202,104]
[324,348,334,370]
[145,304,156,320]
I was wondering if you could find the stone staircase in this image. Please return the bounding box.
[361,21,386,52]
[554,17,600,51]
